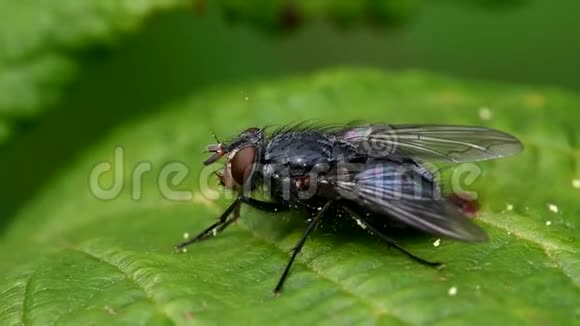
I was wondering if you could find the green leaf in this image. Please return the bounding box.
[1,69,579,324]
[0,120,10,145]
[0,0,187,124]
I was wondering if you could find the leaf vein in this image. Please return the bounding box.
[20,272,34,326]
[70,247,177,325]
[479,213,580,289]
[236,223,410,325]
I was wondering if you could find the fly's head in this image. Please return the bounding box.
[204,127,264,191]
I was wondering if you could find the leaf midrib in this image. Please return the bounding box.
[478,213,580,289]
[236,222,408,324]
[67,247,176,325]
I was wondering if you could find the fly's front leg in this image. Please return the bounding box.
[212,202,241,235]
[176,197,242,250]
[177,197,290,250]
[210,198,289,236]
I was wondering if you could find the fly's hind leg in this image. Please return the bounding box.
[343,206,442,267]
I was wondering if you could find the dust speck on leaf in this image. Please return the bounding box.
[478,107,493,120]
[448,286,458,296]
[104,305,117,315]
[433,239,441,247]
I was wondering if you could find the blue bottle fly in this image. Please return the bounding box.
[177,123,523,294]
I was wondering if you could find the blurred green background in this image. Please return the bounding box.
[1,0,579,232]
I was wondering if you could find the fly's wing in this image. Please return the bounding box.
[335,124,523,163]
[335,162,488,241]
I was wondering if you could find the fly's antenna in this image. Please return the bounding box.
[210,129,221,144]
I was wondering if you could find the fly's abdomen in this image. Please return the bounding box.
[260,132,354,205]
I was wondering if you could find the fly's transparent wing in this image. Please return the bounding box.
[336,124,523,163]
[336,161,488,241]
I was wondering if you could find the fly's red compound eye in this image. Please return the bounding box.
[230,146,256,185]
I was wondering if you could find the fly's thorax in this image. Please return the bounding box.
[260,131,362,203]
[264,131,346,169]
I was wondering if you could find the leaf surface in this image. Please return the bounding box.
[1,69,579,325]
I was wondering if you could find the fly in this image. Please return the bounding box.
[176,122,523,294]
